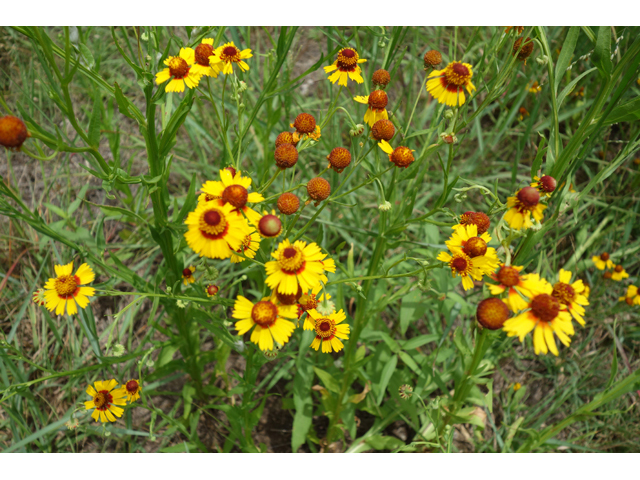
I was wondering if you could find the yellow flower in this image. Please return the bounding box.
[184,201,251,259]
[199,168,264,225]
[426,61,476,107]
[232,296,296,351]
[611,264,629,281]
[591,252,613,270]
[205,284,219,297]
[551,269,589,326]
[353,90,389,127]
[377,140,415,169]
[513,382,522,391]
[488,264,546,312]
[155,47,202,93]
[308,309,350,353]
[209,42,252,75]
[120,379,142,403]
[503,280,574,356]
[43,262,95,316]
[528,81,542,94]
[437,249,497,291]
[324,47,367,86]
[265,239,333,294]
[182,265,196,286]
[446,224,499,265]
[504,187,547,230]
[191,38,221,78]
[301,284,332,330]
[619,285,640,306]
[230,231,261,264]
[84,380,127,423]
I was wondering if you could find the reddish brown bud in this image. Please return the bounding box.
[277,192,300,215]
[371,119,395,141]
[476,298,509,330]
[258,214,282,237]
[274,144,299,169]
[517,186,540,207]
[539,175,557,193]
[307,177,331,203]
[0,116,28,149]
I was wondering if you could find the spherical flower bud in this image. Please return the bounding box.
[205,284,219,297]
[604,271,613,279]
[440,132,457,144]
[293,113,316,134]
[463,237,488,258]
[372,69,391,89]
[378,201,391,211]
[258,214,282,237]
[0,115,28,149]
[307,177,331,203]
[368,90,388,110]
[423,49,442,69]
[327,147,352,173]
[516,186,540,207]
[443,109,455,120]
[372,119,395,141]
[274,144,299,169]
[275,131,298,148]
[539,175,557,193]
[221,184,249,209]
[513,37,534,63]
[225,166,237,177]
[350,124,365,137]
[277,192,300,215]
[614,264,624,273]
[276,285,303,306]
[476,298,509,330]
[390,146,415,168]
[460,211,491,235]
[399,384,413,399]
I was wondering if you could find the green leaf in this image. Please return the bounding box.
[114,82,134,120]
[78,43,95,69]
[84,200,147,224]
[292,357,314,452]
[606,337,619,389]
[364,434,405,451]
[376,354,397,405]
[399,289,425,336]
[401,334,439,350]
[313,367,341,395]
[554,27,580,94]
[557,67,598,108]
[592,26,612,77]
[604,96,640,124]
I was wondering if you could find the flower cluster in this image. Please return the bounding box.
[84,378,142,423]
[592,252,628,281]
[35,262,96,316]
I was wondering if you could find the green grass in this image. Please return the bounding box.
[1,26,640,453]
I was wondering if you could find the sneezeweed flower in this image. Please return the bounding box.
[423,49,442,69]
[437,249,497,291]
[518,107,529,121]
[619,285,640,306]
[426,61,476,107]
[182,266,196,286]
[530,175,557,197]
[230,231,261,264]
[291,113,321,142]
[120,379,142,403]
[552,269,589,326]
[504,27,525,35]
[372,69,391,89]
[445,224,499,267]
[307,177,331,205]
[232,296,296,351]
[44,262,95,316]
[184,201,250,259]
[591,252,613,270]
[257,211,283,238]
[528,81,542,94]
[353,90,388,127]
[32,288,46,306]
[513,382,522,391]
[209,42,252,75]
[84,380,127,423]
[503,281,574,356]
[275,131,298,148]
[277,192,300,216]
[611,264,629,281]
[327,147,352,173]
[274,143,299,169]
[265,239,333,294]
[371,119,395,141]
[513,37,534,64]
[298,284,331,320]
[199,169,264,225]
[191,39,221,78]
[308,308,350,353]
[604,271,613,280]
[476,297,510,330]
[155,48,202,93]
[459,211,491,235]
[324,47,367,86]
[0,115,29,149]
[378,140,415,168]
[489,265,544,312]
[205,284,219,297]
[504,186,546,230]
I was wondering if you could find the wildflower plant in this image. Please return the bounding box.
[2,25,640,455]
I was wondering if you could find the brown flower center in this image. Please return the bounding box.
[530,294,560,323]
[276,284,303,306]
[278,246,305,273]
[443,62,472,86]
[614,265,624,273]
[552,282,576,305]
[299,293,318,312]
[251,301,278,327]
[314,318,336,339]
[222,184,249,209]
[168,57,189,79]
[463,236,487,258]
[200,208,228,238]
[126,380,139,394]
[93,391,112,410]
[195,43,214,66]
[600,252,610,261]
[54,275,78,297]
[451,256,469,272]
[516,186,540,208]
[182,267,193,277]
[497,266,520,287]
[368,90,388,110]
[221,45,241,62]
